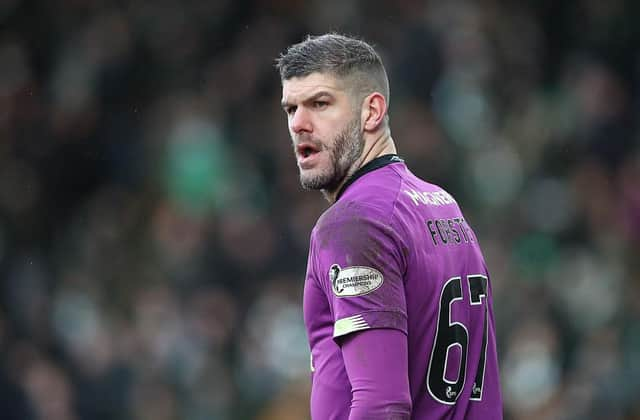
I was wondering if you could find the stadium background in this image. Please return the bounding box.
[1,0,639,419]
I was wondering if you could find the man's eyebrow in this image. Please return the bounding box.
[281,91,334,108]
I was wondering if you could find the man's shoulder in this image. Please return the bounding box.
[310,197,393,252]
[314,196,385,234]
[341,164,406,208]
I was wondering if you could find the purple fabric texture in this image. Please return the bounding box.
[304,158,503,419]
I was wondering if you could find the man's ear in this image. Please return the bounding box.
[361,92,387,131]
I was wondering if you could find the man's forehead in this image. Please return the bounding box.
[281,72,345,101]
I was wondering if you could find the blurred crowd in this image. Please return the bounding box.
[1,0,639,419]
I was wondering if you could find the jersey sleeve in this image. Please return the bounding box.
[310,204,408,339]
[342,328,412,419]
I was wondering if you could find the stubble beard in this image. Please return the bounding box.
[298,116,364,193]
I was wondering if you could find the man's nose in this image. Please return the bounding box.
[290,107,312,134]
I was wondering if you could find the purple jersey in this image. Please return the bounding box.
[303,155,502,419]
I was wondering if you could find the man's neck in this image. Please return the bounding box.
[323,131,397,203]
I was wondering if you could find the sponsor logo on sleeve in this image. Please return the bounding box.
[328,264,384,297]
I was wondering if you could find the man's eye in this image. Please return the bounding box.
[313,101,328,109]
[285,106,297,115]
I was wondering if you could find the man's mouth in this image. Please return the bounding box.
[297,143,321,159]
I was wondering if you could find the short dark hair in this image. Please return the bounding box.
[276,33,390,106]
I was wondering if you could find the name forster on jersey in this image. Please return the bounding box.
[427,217,475,246]
[329,264,384,297]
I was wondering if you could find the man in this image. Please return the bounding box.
[276,34,502,419]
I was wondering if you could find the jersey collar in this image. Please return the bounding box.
[335,154,404,201]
